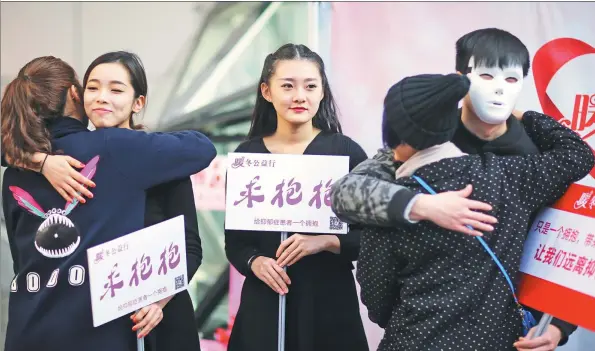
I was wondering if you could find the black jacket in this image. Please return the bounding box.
[355,112,594,350]
[225,132,369,351]
[331,113,581,344]
[2,117,215,351]
[145,177,202,351]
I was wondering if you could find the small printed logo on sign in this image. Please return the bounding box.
[174,274,185,290]
[329,216,344,231]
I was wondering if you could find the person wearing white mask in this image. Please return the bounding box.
[453,29,537,155]
[330,28,578,351]
[466,55,525,125]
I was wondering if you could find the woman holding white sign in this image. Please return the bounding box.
[1,55,214,351]
[224,43,369,351]
[2,52,205,351]
[66,51,203,351]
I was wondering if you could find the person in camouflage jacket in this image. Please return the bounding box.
[332,27,585,351]
[331,73,594,351]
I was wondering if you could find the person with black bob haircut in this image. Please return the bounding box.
[355,72,592,350]
[331,28,578,350]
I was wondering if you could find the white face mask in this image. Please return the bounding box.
[466,57,524,125]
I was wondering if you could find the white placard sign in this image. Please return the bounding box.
[87,215,188,327]
[225,153,350,234]
[519,208,595,297]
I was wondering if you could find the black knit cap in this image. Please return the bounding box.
[382,73,470,150]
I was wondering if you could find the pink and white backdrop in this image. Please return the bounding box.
[330,2,595,350]
[225,2,595,350]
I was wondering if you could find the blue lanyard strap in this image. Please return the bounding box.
[411,175,520,305]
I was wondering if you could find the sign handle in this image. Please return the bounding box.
[278,232,288,351]
[531,313,553,339]
[137,324,145,351]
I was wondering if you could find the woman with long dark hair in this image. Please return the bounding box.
[224,43,369,351]
[4,51,205,351]
[79,51,203,351]
[1,55,215,351]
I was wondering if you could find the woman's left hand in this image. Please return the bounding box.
[513,325,562,351]
[131,296,172,338]
[276,234,336,267]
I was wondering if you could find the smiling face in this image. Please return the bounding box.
[466,56,524,125]
[83,62,145,129]
[260,59,324,127]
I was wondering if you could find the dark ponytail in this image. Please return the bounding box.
[1,56,83,169]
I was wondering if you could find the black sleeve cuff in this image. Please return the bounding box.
[551,317,578,346]
[387,188,417,224]
[228,245,260,277]
[338,229,360,261]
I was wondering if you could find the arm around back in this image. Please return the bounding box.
[495,111,594,210]
[105,128,216,190]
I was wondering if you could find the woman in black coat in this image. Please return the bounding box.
[224,44,369,351]
[14,51,204,350]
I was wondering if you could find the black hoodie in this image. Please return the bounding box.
[2,117,216,351]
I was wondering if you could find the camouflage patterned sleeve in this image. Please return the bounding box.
[330,148,417,227]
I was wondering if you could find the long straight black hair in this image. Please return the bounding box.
[247,43,342,139]
[83,51,148,130]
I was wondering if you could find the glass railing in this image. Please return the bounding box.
[162,1,310,132]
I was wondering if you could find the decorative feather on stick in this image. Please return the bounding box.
[9,186,46,218]
[64,155,100,215]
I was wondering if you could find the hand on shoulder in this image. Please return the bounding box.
[512,109,525,120]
